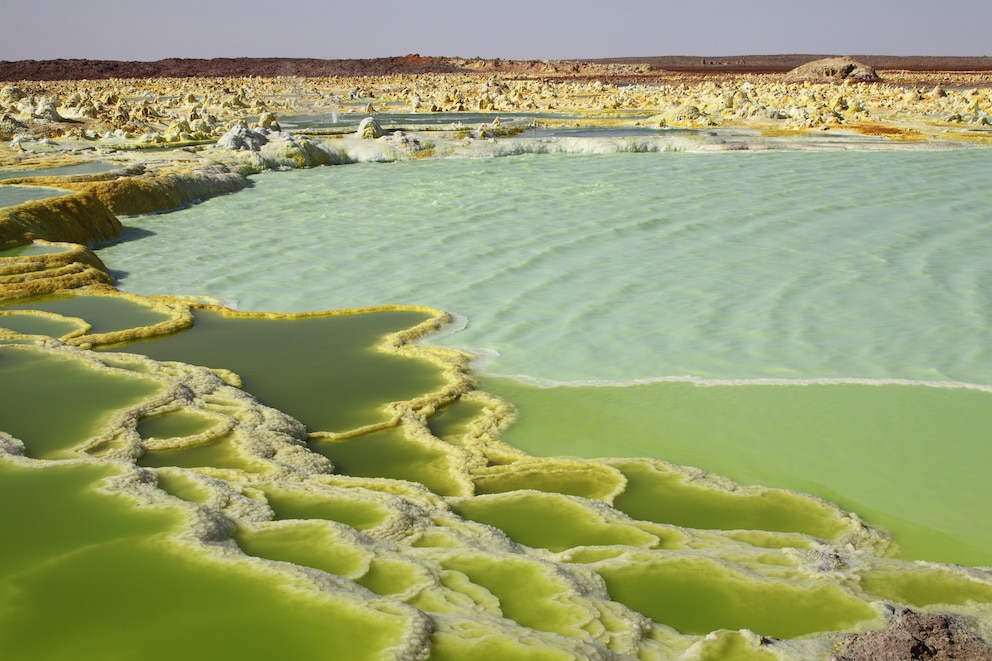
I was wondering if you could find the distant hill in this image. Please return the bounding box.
[1,54,990,82]
[583,54,992,74]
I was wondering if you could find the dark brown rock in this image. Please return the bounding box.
[1,55,990,83]
[834,609,992,661]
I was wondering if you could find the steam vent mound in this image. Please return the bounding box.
[785,57,881,83]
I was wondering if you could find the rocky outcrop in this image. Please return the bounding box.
[358,116,384,139]
[214,121,269,151]
[0,113,28,140]
[785,57,881,83]
[834,609,992,661]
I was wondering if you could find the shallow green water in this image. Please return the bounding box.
[138,408,220,440]
[440,553,591,637]
[485,376,992,565]
[234,520,371,578]
[261,484,389,530]
[595,554,877,638]
[0,243,67,256]
[311,426,464,496]
[0,459,411,660]
[453,491,663,552]
[0,311,83,338]
[138,433,261,471]
[0,345,162,458]
[2,293,173,336]
[112,309,443,434]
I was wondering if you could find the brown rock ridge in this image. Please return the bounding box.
[2,54,990,82]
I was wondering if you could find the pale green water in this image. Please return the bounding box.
[98,149,992,384]
[0,185,70,207]
[96,147,992,568]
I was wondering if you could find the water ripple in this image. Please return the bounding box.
[98,149,992,385]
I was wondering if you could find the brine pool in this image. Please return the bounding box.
[99,146,992,565]
[5,139,992,659]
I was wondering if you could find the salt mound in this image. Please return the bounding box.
[785,57,881,83]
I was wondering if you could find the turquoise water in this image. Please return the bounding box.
[97,146,992,564]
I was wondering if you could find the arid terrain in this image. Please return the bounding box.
[2,54,991,85]
[3,54,992,661]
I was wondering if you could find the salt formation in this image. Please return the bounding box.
[0,241,112,298]
[1,67,990,149]
[3,282,992,659]
[214,120,269,151]
[359,116,384,139]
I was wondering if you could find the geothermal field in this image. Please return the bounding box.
[2,55,992,660]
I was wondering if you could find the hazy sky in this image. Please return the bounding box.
[4,0,988,61]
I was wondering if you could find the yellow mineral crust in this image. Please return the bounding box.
[0,190,121,247]
[2,162,251,216]
[0,288,194,346]
[0,240,113,298]
[5,295,992,659]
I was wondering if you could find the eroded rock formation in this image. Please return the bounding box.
[785,57,881,84]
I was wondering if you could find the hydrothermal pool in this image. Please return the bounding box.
[96,147,992,565]
[5,139,992,659]
[484,376,992,566]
